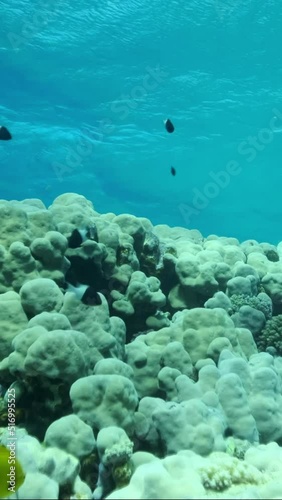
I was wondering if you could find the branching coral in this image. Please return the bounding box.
[230,292,272,320]
[199,452,265,491]
[256,314,282,354]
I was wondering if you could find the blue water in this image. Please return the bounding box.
[1,0,282,243]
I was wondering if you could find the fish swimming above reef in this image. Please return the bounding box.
[171,166,176,176]
[164,118,174,133]
[66,282,102,306]
[0,126,12,140]
[0,444,25,498]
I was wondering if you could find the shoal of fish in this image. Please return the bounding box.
[0,120,176,174]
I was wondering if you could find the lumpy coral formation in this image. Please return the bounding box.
[1,193,282,498]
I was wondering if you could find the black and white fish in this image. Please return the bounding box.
[66,282,102,306]
[0,126,12,140]
[68,224,98,248]
[164,118,174,133]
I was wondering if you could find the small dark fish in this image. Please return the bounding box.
[68,228,84,248]
[66,282,102,306]
[171,166,176,176]
[68,225,98,249]
[81,286,102,306]
[0,126,12,141]
[164,119,174,133]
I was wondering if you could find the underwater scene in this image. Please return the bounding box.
[1,0,282,499]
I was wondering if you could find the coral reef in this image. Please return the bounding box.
[1,193,282,498]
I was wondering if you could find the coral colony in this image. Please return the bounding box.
[1,193,282,498]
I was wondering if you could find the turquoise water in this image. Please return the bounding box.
[1,0,282,242]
